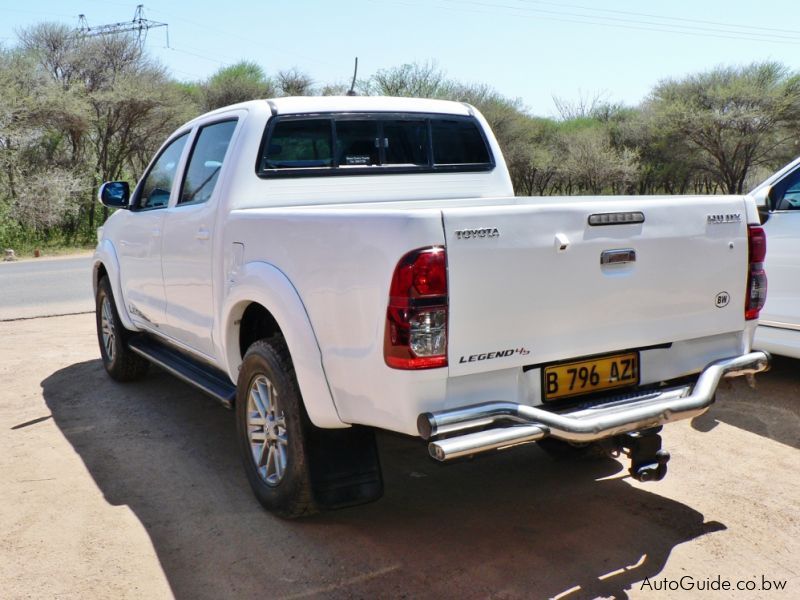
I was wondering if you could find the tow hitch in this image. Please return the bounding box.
[618,428,670,482]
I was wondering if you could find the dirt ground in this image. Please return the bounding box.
[1,313,798,599]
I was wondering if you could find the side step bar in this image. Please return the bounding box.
[128,336,236,408]
[419,351,770,461]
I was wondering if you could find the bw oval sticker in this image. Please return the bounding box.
[715,292,730,308]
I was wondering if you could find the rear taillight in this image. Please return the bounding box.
[745,225,767,320]
[384,246,448,369]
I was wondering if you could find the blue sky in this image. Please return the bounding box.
[2,0,798,117]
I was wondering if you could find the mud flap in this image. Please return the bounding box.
[307,426,384,509]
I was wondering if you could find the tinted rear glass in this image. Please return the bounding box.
[336,120,379,166]
[258,113,492,175]
[432,118,491,165]
[384,120,428,165]
[263,119,332,169]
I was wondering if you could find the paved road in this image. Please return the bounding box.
[0,255,94,320]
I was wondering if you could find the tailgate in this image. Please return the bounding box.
[443,196,749,376]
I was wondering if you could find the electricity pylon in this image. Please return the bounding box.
[76,5,168,49]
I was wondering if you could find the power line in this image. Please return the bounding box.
[167,46,230,67]
[438,0,800,43]
[443,0,800,42]
[376,0,800,46]
[144,7,342,70]
[514,0,800,37]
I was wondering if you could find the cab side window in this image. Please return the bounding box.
[179,120,238,205]
[137,133,189,210]
[773,168,800,211]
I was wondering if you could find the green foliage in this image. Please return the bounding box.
[558,127,639,194]
[277,68,314,96]
[0,199,25,249]
[2,31,800,253]
[0,25,201,250]
[368,61,448,97]
[204,61,275,110]
[647,62,800,193]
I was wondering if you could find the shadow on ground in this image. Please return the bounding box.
[42,360,727,600]
[692,355,800,449]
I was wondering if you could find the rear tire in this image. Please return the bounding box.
[95,276,149,382]
[235,336,317,519]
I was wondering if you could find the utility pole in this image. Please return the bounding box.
[76,5,168,49]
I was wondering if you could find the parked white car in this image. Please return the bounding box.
[752,156,800,358]
[92,96,769,517]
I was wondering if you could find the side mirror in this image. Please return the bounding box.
[98,181,130,209]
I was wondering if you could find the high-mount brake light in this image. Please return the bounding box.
[384,246,448,369]
[745,225,767,321]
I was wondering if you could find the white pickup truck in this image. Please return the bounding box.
[93,96,769,518]
[751,156,800,358]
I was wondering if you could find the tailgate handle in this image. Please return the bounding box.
[601,248,636,265]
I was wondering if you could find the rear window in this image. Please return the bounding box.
[384,120,428,166]
[336,120,379,166]
[257,113,493,177]
[432,118,490,165]
[262,119,332,169]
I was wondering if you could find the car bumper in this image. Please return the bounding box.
[418,351,770,461]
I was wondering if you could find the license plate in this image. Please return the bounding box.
[542,352,639,402]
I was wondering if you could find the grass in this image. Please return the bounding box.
[2,234,96,260]
[8,244,95,260]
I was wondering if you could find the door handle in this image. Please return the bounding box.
[196,228,210,240]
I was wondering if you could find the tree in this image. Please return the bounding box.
[503,117,561,196]
[368,61,447,97]
[647,62,800,193]
[557,124,639,195]
[17,23,81,87]
[320,82,349,96]
[552,90,608,121]
[15,25,194,229]
[204,61,274,110]
[12,170,84,233]
[277,67,313,96]
[0,45,87,240]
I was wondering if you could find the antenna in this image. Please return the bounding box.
[75,5,169,49]
[346,57,358,96]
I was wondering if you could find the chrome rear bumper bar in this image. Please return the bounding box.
[419,351,770,461]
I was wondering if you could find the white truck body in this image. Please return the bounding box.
[92,96,769,514]
[752,156,800,358]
